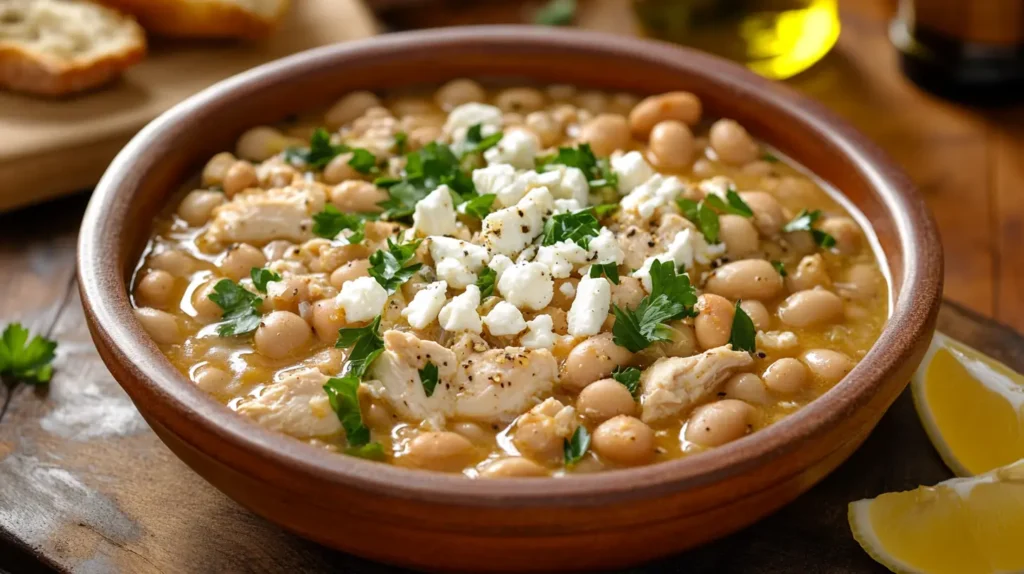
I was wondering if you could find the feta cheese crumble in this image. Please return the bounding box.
[444,102,503,142]
[621,174,686,220]
[496,261,554,311]
[401,281,448,329]
[520,314,557,350]
[612,151,655,194]
[438,285,483,333]
[337,276,388,322]
[429,236,490,289]
[535,240,590,279]
[567,276,610,337]
[481,187,554,256]
[412,185,458,237]
[588,227,625,265]
[483,301,528,336]
[484,130,540,170]
[632,228,725,292]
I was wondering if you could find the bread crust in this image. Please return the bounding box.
[97,0,290,39]
[0,5,147,97]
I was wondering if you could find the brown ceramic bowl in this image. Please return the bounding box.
[79,27,943,572]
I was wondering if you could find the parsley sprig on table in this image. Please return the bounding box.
[312,204,373,243]
[783,209,837,248]
[283,127,377,173]
[0,323,57,385]
[536,143,617,190]
[369,238,423,293]
[611,260,698,353]
[542,209,601,248]
[325,316,385,454]
[208,280,263,337]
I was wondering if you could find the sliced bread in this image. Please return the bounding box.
[97,0,290,39]
[0,0,145,96]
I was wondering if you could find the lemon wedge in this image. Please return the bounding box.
[912,332,1024,476]
[849,460,1024,574]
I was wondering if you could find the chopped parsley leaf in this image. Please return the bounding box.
[537,143,618,189]
[458,193,496,220]
[783,209,836,248]
[703,187,754,217]
[312,204,369,243]
[347,148,378,174]
[379,142,476,221]
[323,375,371,447]
[345,442,386,461]
[0,323,57,385]
[678,198,721,244]
[419,362,439,397]
[283,127,347,170]
[611,366,641,398]
[563,425,590,466]
[771,260,787,277]
[334,316,384,379]
[476,267,497,298]
[536,0,576,26]
[369,238,423,293]
[208,279,263,337]
[250,268,281,294]
[762,151,780,163]
[612,260,697,352]
[589,262,620,285]
[593,203,620,218]
[729,301,757,354]
[393,132,408,155]
[542,209,601,248]
[460,123,503,155]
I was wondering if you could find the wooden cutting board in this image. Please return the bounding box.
[0,0,378,213]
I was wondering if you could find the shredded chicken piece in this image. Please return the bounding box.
[234,368,340,438]
[364,331,459,430]
[452,347,558,424]
[206,184,326,245]
[512,397,578,463]
[639,346,754,424]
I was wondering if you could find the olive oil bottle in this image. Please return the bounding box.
[633,0,840,79]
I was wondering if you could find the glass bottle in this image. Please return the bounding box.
[890,0,1024,104]
[632,0,841,80]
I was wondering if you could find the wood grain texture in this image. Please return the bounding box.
[0,0,377,213]
[378,0,1024,334]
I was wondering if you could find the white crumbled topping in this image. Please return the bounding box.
[523,166,589,205]
[438,285,482,333]
[482,301,528,336]
[535,240,590,279]
[484,130,540,170]
[412,185,458,237]
[428,236,489,289]
[589,227,625,265]
[554,198,583,214]
[472,163,519,200]
[567,276,610,337]
[621,174,686,220]
[520,314,557,350]
[698,175,735,199]
[488,254,515,282]
[337,276,388,322]
[481,187,554,256]
[632,228,725,292]
[444,102,503,142]
[401,281,448,329]
[516,244,539,264]
[497,261,554,311]
[612,151,656,194]
[559,282,576,298]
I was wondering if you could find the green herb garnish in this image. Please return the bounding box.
[536,0,576,26]
[208,279,263,337]
[419,362,439,397]
[611,260,698,352]
[537,143,617,190]
[783,209,836,248]
[702,187,754,218]
[589,262,620,285]
[250,268,281,294]
[476,267,497,298]
[729,301,757,354]
[334,315,384,378]
[461,123,503,155]
[761,151,780,163]
[312,204,369,243]
[593,203,620,218]
[369,238,423,293]
[0,323,57,385]
[323,375,371,447]
[542,209,601,248]
[611,366,642,398]
[379,142,476,221]
[563,425,590,466]
[393,132,408,155]
[677,198,721,244]
[458,193,496,220]
[347,148,378,174]
[283,127,345,170]
[771,260,787,277]
[345,442,386,461]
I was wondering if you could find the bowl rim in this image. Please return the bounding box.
[78,26,943,508]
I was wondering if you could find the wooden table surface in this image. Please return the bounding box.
[2,1,1024,572]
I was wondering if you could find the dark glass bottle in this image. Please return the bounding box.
[890,0,1024,104]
